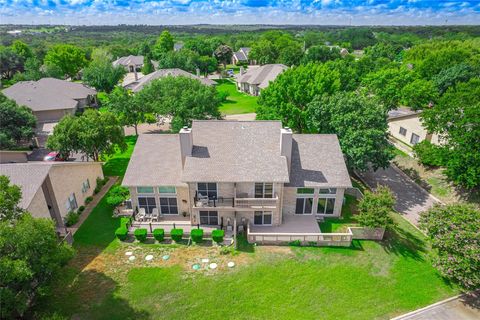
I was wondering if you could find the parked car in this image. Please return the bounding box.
[43,152,67,162]
[226,69,234,77]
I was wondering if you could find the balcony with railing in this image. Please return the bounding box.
[193,190,279,210]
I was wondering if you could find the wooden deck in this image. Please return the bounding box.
[250,215,321,234]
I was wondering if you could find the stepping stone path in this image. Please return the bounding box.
[162,255,170,261]
[192,264,201,270]
[227,262,235,268]
[145,255,153,261]
[125,251,133,256]
[209,263,218,269]
[201,258,209,263]
[128,256,136,261]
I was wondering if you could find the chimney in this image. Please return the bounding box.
[134,67,138,81]
[196,68,200,77]
[179,126,193,167]
[280,127,293,172]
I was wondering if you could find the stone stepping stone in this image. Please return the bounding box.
[145,255,153,261]
[162,255,170,261]
[128,256,136,261]
[201,258,209,263]
[125,251,133,256]
[227,262,235,268]
[192,264,201,270]
[209,263,217,269]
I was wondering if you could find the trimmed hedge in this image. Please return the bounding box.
[191,228,204,243]
[64,211,79,227]
[85,196,93,204]
[134,228,148,242]
[115,227,128,241]
[78,206,85,214]
[170,228,183,242]
[212,229,225,243]
[153,229,165,242]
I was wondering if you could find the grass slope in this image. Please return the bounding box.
[216,79,258,115]
[101,135,137,177]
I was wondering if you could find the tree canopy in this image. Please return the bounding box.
[0,93,36,149]
[357,186,396,229]
[153,30,174,57]
[43,44,88,78]
[0,175,24,222]
[136,76,221,132]
[419,204,480,289]
[214,45,233,68]
[82,49,125,92]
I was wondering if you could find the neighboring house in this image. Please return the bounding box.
[0,162,103,232]
[236,64,287,96]
[124,68,216,93]
[2,78,97,124]
[174,42,184,51]
[122,120,351,237]
[113,55,144,72]
[0,150,29,163]
[231,47,253,65]
[388,107,441,152]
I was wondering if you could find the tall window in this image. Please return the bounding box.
[254,183,273,198]
[81,179,90,193]
[200,211,218,225]
[159,197,178,214]
[295,198,313,214]
[399,127,407,136]
[66,193,78,212]
[138,197,156,213]
[410,133,420,145]
[197,183,217,199]
[317,198,335,215]
[254,211,272,225]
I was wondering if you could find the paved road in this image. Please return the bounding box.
[225,113,256,121]
[358,165,438,226]
[392,291,480,320]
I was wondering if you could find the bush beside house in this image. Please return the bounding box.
[170,229,183,242]
[153,228,165,242]
[115,227,128,241]
[191,228,204,243]
[212,229,225,244]
[356,186,396,237]
[134,228,148,242]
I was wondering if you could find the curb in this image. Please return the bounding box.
[390,293,463,319]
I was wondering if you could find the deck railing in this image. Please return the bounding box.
[235,196,278,208]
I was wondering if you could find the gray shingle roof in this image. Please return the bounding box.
[0,163,52,209]
[237,64,287,88]
[288,134,352,188]
[2,78,96,112]
[233,51,248,61]
[388,107,421,120]
[122,134,185,187]
[113,55,144,67]
[125,68,216,92]
[181,121,290,183]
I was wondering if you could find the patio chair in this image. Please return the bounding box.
[137,208,146,222]
[151,208,159,222]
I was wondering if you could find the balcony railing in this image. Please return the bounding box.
[193,191,279,209]
[235,197,278,208]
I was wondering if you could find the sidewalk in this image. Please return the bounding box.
[68,176,118,235]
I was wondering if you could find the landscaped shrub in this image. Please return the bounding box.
[106,185,130,207]
[288,239,302,247]
[413,140,448,167]
[170,228,183,242]
[190,228,204,243]
[115,227,128,241]
[134,228,148,242]
[64,211,79,227]
[357,185,396,229]
[212,229,225,243]
[85,196,93,204]
[94,177,109,194]
[78,206,85,214]
[153,229,165,242]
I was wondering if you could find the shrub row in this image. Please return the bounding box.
[115,227,225,244]
[94,177,109,194]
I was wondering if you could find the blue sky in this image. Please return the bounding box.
[1,0,479,25]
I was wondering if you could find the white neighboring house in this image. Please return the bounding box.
[236,64,288,96]
[0,162,104,233]
[124,68,216,93]
[113,55,144,72]
[388,107,441,153]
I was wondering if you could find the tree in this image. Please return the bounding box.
[421,78,480,188]
[364,42,403,61]
[432,63,477,94]
[307,92,394,171]
[155,49,200,74]
[0,175,24,222]
[11,40,33,60]
[357,186,395,229]
[153,30,174,57]
[214,45,233,69]
[47,110,126,161]
[400,79,438,110]
[0,46,24,79]
[249,39,278,64]
[0,213,74,318]
[302,45,341,64]
[104,87,151,135]
[257,63,341,133]
[196,55,217,76]
[43,44,87,78]
[106,185,130,207]
[184,38,216,56]
[419,204,480,289]
[0,94,36,149]
[137,76,221,132]
[82,54,125,93]
[278,42,303,66]
[142,54,155,75]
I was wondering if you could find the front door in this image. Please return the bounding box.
[199,211,218,225]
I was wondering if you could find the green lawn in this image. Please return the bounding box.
[101,135,138,177]
[216,79,258,115]
[319,195,359,232]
